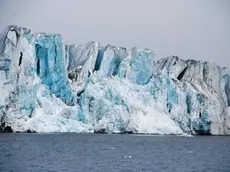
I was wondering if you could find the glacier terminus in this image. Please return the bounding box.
[0,25,230,135]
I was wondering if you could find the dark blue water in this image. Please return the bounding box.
[0,134,230,172]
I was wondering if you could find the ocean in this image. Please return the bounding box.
[0,133,230,172]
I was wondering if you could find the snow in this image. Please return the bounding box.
[0,25,230,135]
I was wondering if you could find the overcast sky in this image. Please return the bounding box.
[0,0,229,67]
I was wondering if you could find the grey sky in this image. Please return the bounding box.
[0,0,229,67]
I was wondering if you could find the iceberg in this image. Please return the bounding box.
[0,25,229,135]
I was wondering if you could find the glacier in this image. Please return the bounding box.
[0,25,230,135]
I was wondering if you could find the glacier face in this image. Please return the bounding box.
[0,25,230,135]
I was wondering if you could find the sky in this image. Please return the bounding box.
[0,0,229,67]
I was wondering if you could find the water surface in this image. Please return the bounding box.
[0,134,230,172]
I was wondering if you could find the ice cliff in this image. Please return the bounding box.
[0,25,230,135]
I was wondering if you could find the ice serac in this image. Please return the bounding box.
[98,45,128,78]
[35,34,74,105]
[0,25,230,135]
[153,56,187,79]
[0,25,89,133]
[66,41,99,91]
[118,47,154,85]
[0,25,37,132]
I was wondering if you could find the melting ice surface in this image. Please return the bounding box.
[0,25,230,135]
